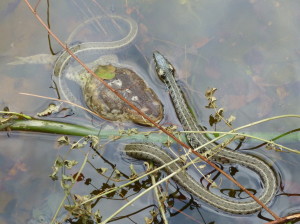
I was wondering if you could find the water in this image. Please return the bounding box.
[0,1,299,223]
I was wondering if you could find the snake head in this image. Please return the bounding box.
[153,51,175,80]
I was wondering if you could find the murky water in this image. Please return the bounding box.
[0,1,299,224]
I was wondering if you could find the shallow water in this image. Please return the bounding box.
[0,1,300,224]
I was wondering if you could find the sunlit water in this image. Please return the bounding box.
[0,1,299,224]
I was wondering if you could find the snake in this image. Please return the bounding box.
[53,15,138,77]
[49,13,277,214]
[124,51,277,214]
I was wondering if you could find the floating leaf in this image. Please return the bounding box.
[61,174,74,190]
[198,164,206,169]
[209,114,218,126]
[71,194,93,215]
[179,155,187,163]
[57,136,70,145]
[266,142,283,152]
[205,96,217,108]
[97,168,108,174]
[114,169,121,181]
[119,188,128,198]
[227,115,236,125]
[85,178,92,185]
[149,209,159,218]
[49,157,64,180]
[211,181,218,188]
[145,217,153,224]
[73,172,85,181]
[101,183,116,198]
[205,87,217,98]
[94,210,102,222]
[37,103,60,117]
[213,108,224,122]
[71,141,85,149]
[87,135,99,149]
[94,64,116,80]
[64,160,78,169]
[118,129,126,135]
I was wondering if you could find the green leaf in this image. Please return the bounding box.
[64,160,78,169]
[94,64,116,80]
[57,136,70,145]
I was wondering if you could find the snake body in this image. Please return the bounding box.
[50,13,277,214]
[125,52,277,214]
[53,15,138,77]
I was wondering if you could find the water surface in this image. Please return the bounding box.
[0,1,299,224]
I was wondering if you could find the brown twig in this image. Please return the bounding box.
[22,0,281,220]
[34,0,42,12]
[265,213,300,224]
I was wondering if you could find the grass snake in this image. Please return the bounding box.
[53,15,138,77]
[124,51,277,214]
[51,14,276,214]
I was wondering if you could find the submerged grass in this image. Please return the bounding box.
[1,111,299,223]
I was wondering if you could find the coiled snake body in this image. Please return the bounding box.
[50,14,276,214]
[125,52,277,214]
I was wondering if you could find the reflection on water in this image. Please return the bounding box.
[0,1,299,224]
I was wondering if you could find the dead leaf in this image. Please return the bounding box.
[205,88,217,98]
[37,103,60,117]
[227,115,236,125]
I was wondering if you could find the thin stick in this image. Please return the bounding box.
[265,213,300,224]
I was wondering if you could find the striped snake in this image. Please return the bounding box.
[124,51,277,214]
[53,15,138,77]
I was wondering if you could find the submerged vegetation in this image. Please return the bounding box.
[1,92,299,223]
